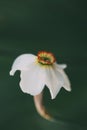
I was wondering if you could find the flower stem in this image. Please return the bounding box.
[33,92,54,121]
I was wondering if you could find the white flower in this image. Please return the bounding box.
[10,51,71,99]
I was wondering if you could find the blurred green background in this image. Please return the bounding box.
[0,0,87,130]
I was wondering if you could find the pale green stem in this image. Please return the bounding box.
[33,92,53,121]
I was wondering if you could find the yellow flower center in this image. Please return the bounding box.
[37,51,56,65]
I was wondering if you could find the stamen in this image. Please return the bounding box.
[37,51,56,65]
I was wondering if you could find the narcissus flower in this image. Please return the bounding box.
[10,51,71,99]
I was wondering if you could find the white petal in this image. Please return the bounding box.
[54,63,71,91]
[54,63,67,69]
[10,54,36,76]
[20,63,45,96]
[59,69,71,91]
[58,64,67,69]
[45,66,64,99]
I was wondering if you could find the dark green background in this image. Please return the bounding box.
[0,0,87,130]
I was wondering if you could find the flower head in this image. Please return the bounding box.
[10,51,71,99]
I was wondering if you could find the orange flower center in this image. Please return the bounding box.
[37,51,56,65]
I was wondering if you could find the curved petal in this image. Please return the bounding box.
[45,66,64,99]
[54,63,71,91]
[59,69,71,91]
[58,64,67,69]
[54,63,67,69]
[19,63,45,96]
[10,54,36,76]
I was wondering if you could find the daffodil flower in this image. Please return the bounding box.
[10,51,71,121]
